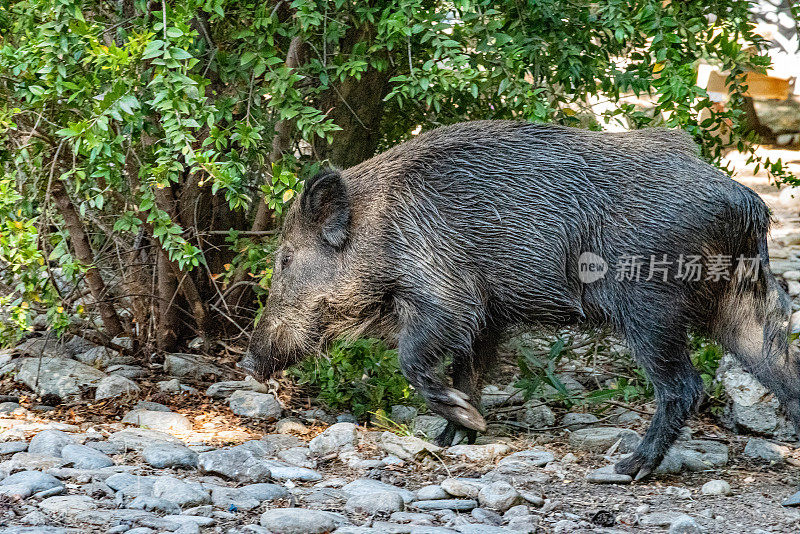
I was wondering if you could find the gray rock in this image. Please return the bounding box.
[164,353,221,379]
[561,413,599,429]
[346,491,405,514]
[477,481,520,512]
[519,401,555,429]
[668,514,703,534]
[142,443,198,469]
[309,422,358,455]
[128,495,182,514]
[0,402,21,413]
[205,377,268,399]
[211,487,260,511]
[337,413,358,424]
[391,405,419,425]
[105,473,156,498]
[568,427,641,453]
[342,478,416,504]
[471,507,503,525]
[275,418,310,435]
[38,495,97,515]
[122,409,192,432]
[413,499,478,511]
[743,437,789,463]
[95,375,140,400]
[28,429,75,457]
[239,483,288,501]
[655,440,729,474]
[700,479,731,496]
[158,378,182,393]
[198,448,271,483]
[585,465,632,485]
[497,449,554,468]
[108,428,183,451]
[256,434,305,454]
[278,447,316,469]
[153,476,210,508]
[260,508,349,534]
[441,478,484,499]
[665,486,692,499]
[446,443,512,463]
[412,415,449,439]
[0,441,28,455]
[417,485,448,500]
[74,345,132,367]
[61,444,114,469]
[640,512,684,527]
[228,390,282,421]
[0,471,63,494]
[106,364,148,379]
[16,357,106,400]
[0,527,69,534]
[263,460,322,481]
[4,452,65,472]
[380,432,442,461]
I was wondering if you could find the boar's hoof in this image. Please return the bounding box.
[433,423,478,447]
[428,388,487,433]
[614,453,654,481]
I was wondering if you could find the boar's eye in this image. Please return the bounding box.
[280,251,293,271]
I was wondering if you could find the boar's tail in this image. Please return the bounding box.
[713,191,800,433]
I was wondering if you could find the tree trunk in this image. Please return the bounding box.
[156,246,181,351]
[50,180,125,337]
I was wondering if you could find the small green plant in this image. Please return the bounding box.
[288,338,421,421]
[690,336,726,413]
[515,336,583,407]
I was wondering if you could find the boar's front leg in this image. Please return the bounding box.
[436,330,501,446]
[614,331,703,480]
[397,318,487,438]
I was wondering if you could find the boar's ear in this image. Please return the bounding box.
[299,169,350,249]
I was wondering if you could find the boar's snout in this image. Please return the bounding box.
[242,316,311,381]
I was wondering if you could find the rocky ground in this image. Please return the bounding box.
[0,147,800,534]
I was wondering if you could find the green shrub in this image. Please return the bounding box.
[288,338,421,421]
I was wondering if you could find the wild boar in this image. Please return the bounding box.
[241,120,797,479]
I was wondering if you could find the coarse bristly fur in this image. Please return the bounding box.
[242,120,798,480]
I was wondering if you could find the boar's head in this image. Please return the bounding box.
[240,169,356,381]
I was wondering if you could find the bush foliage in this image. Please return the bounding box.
[0,0,796,353]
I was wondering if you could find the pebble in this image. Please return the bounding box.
[260,508,349,534]
[308,422,358,455]
[585,465,632,484]
[391,405,419,424]
[108,428,183,450]
[345,491,405,514]
[477,481,520,512]
[411,415,449,439]
[263,460,322,481]
[520,402,556,428]
[121,409,193,432]
[61,444,114,469]
[471,507,503,525]
[701,479,731,496]
[142,442,199,469]
[228,390,283,421]
[278,447,316,469]
[206,378,268,399]
[668,514,704,534]
[413,499,478,511]
[640,512,684,527]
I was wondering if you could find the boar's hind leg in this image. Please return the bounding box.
[397,320,487,439]
[615,332,703,480]
[436,330,501,446]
